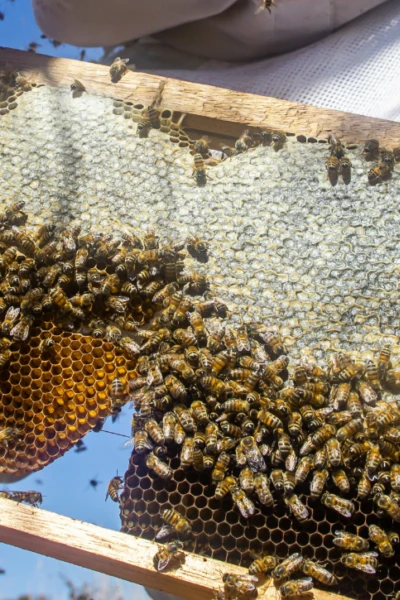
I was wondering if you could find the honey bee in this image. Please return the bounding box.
[390,463,400,491]
[177,272,208,294]
[146,452,172,480]
[205,422,218,454]
[362,139,380,161]
[368,161,392,184]
[161,508,192,538]
[262,470,281,494]
[325,155,340,185]
[341,552,379,574]
[189,401,208,427]
[4,201,25,222]
[230,485,256,518]
[234,129,254,153]
[304,561,336,587]
[105,475,123,503]
[288,412,302,437]
[180,436,194,468]
[321,493,355,517]
[187,236,209,263]
[12,227,36,256]
[253,473,273,506]
[310,469,329,498]
[10,314,34,341]
[293,455,313,486]
[280,578,313,598]
[368,524,394,558]
[173,405,195,434]
[0,427,20,446]
[325,437,342,467]
[49,287,72,312]
[200,375,226,398]
[1,305,20,334]
[248,553,278,575]
[70,79,85,95]
[333,530,369,551]
[215,475,237,500]
[110,57,130,82]
[388,531,400,546]
[375,493,400,521]
[193,154,207,186]
[377,344,391,380]
[332,469,350,493]
[154,540,185,572]
[240,436,266,472]
[339,157,352,184]
[273,553,304,579]
[212,452,231,481]
[8,491,43,507]
[336,418,363,442]
[284,493,309,523]
[223,573,258,598]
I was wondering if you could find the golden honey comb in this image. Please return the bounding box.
[0,322,135,477]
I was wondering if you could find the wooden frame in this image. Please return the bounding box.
[0,47,395,599]
[1,47,400,146]
[0,498,348,600]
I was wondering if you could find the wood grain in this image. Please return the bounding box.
[0,497,349,600]
[1,48,400,145]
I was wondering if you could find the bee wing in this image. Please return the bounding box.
[155,524,175,541]
[5,306,20,322]
[254,3,265,14]
[239,575,259,583]
[120,438,134,450]
[156,554,170,572]
[10,321,29,341]
[334,530,345,537]
[356,563,377,574]
[120,339,141,355]
[336,506,353,518]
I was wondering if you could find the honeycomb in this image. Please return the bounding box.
[0,323,133,477]
[1,75,400,600]
[121,451,400,600]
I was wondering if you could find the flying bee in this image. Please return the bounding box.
[248,553,278,575]
[222,574,258,598]
[1,306,20,334]
[193,154,206,186]
[280,578,313,598]
[332,469,350,493]
[254,473,273,506]
[375,494,400,521]
[230,486,256,519]
[212,452,230,481]
[321,493,355,517]
[362,139,380,161]
[154,540,184,572]
[146,452,172,480]
[110,57,129,82]
[9,491,42,507]
[368,524,394,558]
[273,553,304,579]
[161,508,192,538]
[333,530,369,551]
[339,157,352,184]
[326,155,340,185]
[105,475,123,503]
[341,552,379,574]
[284,493,309,522]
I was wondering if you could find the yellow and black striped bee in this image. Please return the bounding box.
[193,154,207,186]
[161,508,192,538]
[215,475,237,500]
[223,574,258,598]
[303,560,337,586]
[341,552,379,574]
[105,475,123,503]
[110,57,130,83]
[368,524,394,558]
[212,452,231,482]
[280,578,313,598]
[322,493,355,518]
[273,552,304,579]
[8,491,43,507]
[333,530,369,551]
[186,236,208,262]
[248,553,278,575]
[154,541,185,572]
[339,157,352,184]
[146,452,172,480]
[378,344,391,381]
[375,494,400,522]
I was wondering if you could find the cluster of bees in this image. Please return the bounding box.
[325,135,400,186]
[1,198,400,595]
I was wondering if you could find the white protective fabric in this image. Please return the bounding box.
[154,0,400,122]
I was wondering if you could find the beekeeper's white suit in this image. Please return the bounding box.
[33,0,400,120]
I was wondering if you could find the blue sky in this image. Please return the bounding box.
[0,0,102,61]
[0,3,148,599]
